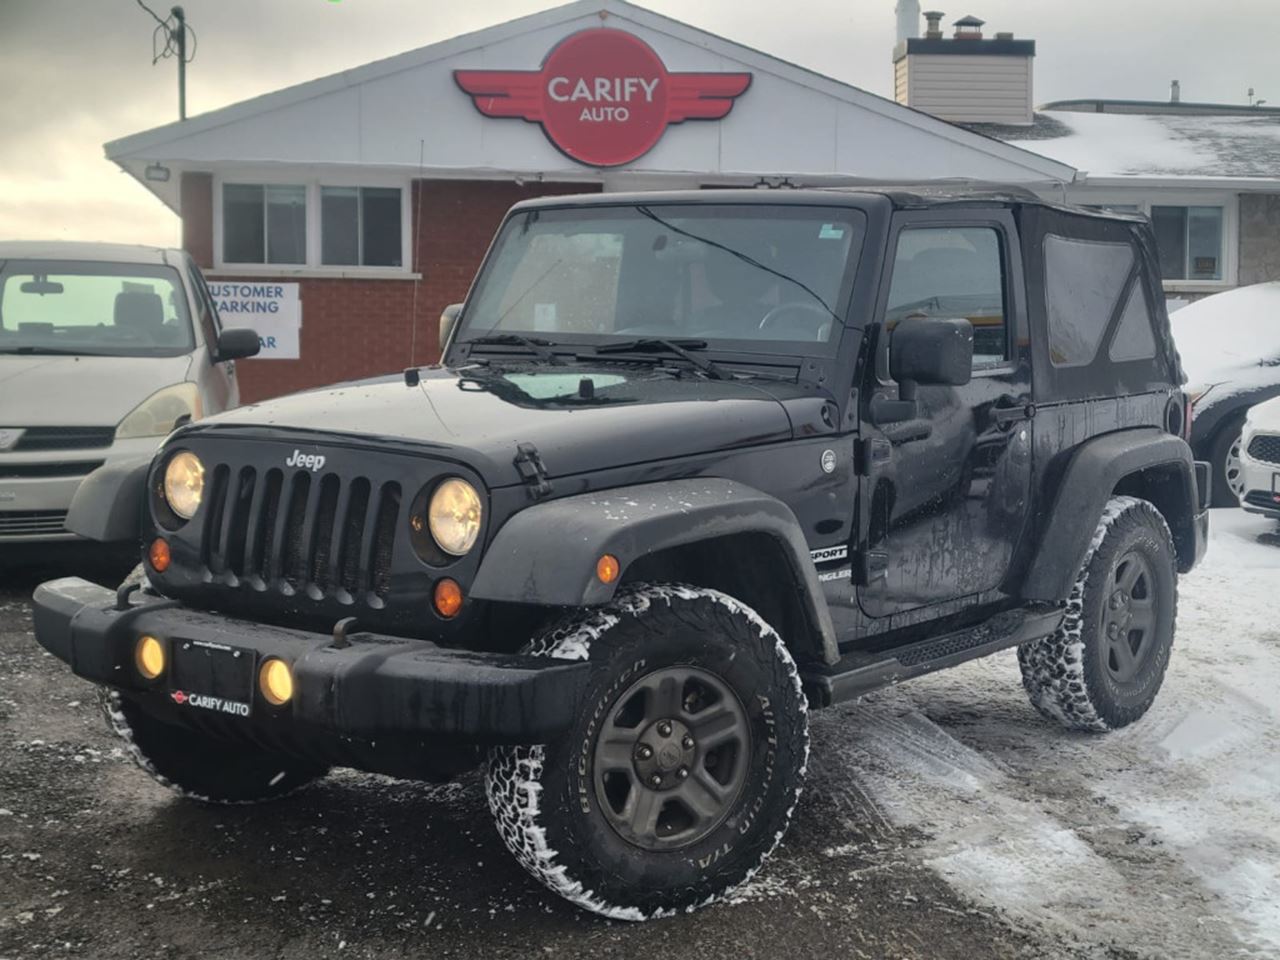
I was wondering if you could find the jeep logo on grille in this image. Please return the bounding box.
[286,449,326,472]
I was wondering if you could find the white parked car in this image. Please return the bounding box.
[1238,395,1280,519]
[0,241,259,543]
[1170,282,1280,506]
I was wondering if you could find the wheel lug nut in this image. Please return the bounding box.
[657,721,672,737]
[682,735,694,750]
[676,767,689,780]
[649,774,663,788]
[636,744,653,760]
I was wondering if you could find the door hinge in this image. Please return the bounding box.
[851,549,889,586]
[854,438,891,476]
[513,442,553,500]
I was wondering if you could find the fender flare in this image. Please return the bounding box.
[1020,428,1200,602]
[470,478,838,664]
[64,456,151,543]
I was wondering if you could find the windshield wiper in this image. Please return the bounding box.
[593,338,728,380]
[462,333,560,364]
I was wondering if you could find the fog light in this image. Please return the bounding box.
[434,578,463,618]
[259,658,294,706]
[149,538,171,572]
[596,553,620,584]
[135,635,165,679]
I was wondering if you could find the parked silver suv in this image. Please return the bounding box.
[0,241,258,542]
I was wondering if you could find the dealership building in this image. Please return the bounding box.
[104,0,1280,401]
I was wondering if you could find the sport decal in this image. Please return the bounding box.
[454,28,751,167]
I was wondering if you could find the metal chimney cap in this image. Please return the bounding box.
[954,14,985,26]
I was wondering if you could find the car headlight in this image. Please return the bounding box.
[428,478,482,556]
[116,383,202,440]
[163,451,205,520]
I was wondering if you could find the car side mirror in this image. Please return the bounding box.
[439,303,464,349]
[872,318,974,426]
[214,327,261,362]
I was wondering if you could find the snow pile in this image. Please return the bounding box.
[1169,282,1280,399]
[831,509,1280,956]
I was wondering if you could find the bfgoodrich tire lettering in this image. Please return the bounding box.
[1017,496,1177,732]
[486,583,808,920]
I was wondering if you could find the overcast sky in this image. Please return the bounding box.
[1,0,1276,247]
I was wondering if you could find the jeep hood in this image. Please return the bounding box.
[195,365,797,487]
[0,354,193,427]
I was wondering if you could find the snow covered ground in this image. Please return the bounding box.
[801,508,1280,958]
[2,511,1278,958]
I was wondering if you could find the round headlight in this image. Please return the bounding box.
[163,451,205,520]
[428,478,482,556]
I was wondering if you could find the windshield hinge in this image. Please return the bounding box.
[514,442,552,500]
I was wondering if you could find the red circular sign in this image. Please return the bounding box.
[455,29,752,168]
[539,30,670,167]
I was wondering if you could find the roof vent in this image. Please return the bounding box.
[923,10,945,39]
[995,30,1014,40]
[954,14,984,39]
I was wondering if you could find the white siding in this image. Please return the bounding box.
[902,53,1033,125]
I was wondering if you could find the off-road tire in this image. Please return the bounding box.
[486,583,809,920]
[1017,496,1177,732]
[1208,411,1247,507]
[99,566,328,804]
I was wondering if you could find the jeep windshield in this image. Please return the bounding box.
[0,260,195,357]
[456,203,866,359]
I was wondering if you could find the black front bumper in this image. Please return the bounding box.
[32,577,590,745]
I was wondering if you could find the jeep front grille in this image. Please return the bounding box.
[1247,433,1280,466]
[201,463,400,602]
[0,510,68,536]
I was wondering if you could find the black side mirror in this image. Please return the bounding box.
[872,318,973,426]
[890,317,974,386]
[214,327,260,362]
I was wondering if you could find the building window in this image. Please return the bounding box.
[321,186,403,267]
[1151,205,1223,281]
[222,184,306,265]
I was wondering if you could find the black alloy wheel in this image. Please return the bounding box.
[1100,550,1159,684]
[593,666,751,851]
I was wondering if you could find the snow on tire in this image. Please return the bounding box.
[486,583,809,920]
[1017,496,1178,732]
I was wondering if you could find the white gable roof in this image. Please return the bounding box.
[107,0,1074,210]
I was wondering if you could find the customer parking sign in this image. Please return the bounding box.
[207,282,301,359]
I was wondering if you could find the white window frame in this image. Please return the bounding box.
[1066,188,1238,293]
[211,169,416,279]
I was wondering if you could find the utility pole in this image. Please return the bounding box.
[173,6,187,120]
[136,1,196,121]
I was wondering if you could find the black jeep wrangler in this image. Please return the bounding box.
[33,187,1209,920]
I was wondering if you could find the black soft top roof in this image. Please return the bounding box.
[510,183,1147,225]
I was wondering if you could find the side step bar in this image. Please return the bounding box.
[801,605,1064,708]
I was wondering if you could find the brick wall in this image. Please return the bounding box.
[1238,193,1280,287]
[183,177,599,404]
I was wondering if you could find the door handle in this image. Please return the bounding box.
[991,399,1036,428]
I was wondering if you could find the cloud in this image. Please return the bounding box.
[1,0,1278,246]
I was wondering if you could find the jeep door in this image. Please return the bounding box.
[856,210,1035,619]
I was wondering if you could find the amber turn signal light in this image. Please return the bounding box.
[135,635,165,680]
[596,553,620,584]
[434,578,463,618]
[148,538,171,572]
[259,658,294,706]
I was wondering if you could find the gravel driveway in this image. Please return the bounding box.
[2,512,1277,960]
